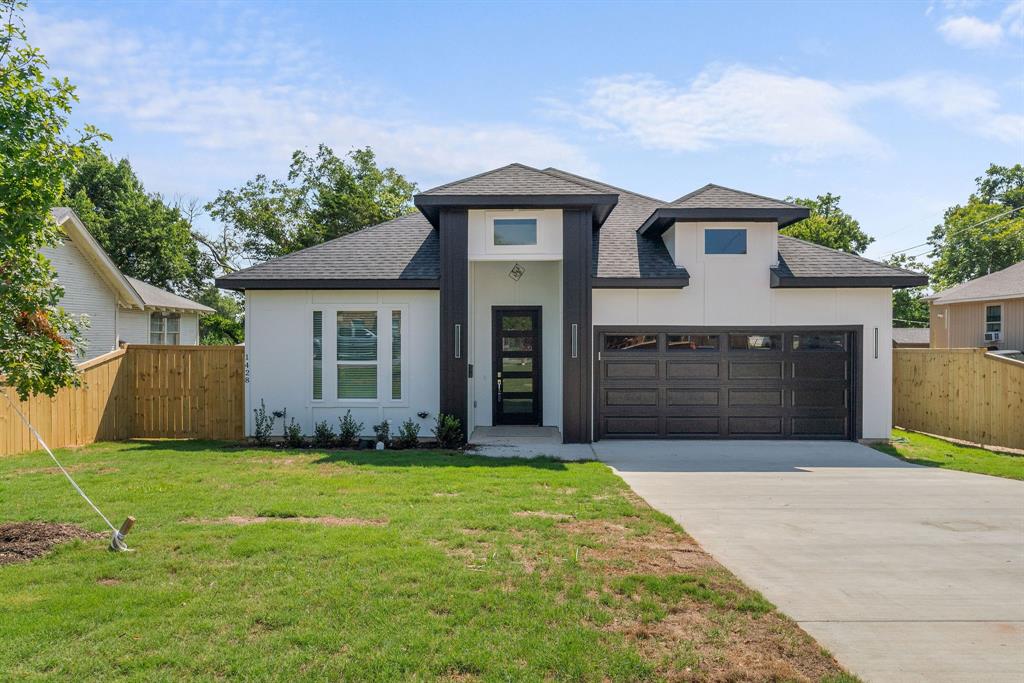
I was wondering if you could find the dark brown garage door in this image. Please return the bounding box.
[595,328,858,440]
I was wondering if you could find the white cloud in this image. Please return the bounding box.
[938,15,1003,48]
[549,67,1023,160]
[24,8,595,187]
[936,0,1023,48]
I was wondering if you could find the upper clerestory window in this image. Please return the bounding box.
[493,218,537,246]
[704,228,747,254]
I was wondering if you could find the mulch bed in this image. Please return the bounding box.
[0,522,105,565]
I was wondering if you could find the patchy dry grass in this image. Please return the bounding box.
[0,441,854,681]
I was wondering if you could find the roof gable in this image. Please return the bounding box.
[50,208,146,309]
[420,163,603,196]
[929,261,1024,304]
[671,184,803,211]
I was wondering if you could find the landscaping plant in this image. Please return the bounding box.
[372,420,391,449]
[432,413,464,449]
[283,418,305,449]
[393,418,421,449]
[251,399,276,446]
[312,420,336,449]
[337,410,363,448]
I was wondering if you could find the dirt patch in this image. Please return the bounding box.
[192,516,387,527]
[556,497,846,681]
[0,522,105,565]
[513,510,574,521]
[561,519,716,575]
[10,465,119,477]
[96,577,122,586]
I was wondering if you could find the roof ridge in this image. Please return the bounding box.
[418,162,603,196]
[542,167,666,204]
[674,183,801,209]
[777,234,925,277]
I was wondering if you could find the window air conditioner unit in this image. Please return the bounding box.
[984,331,1001,342]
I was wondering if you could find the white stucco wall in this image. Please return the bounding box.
[41,238,118,361]
[592,285,894,439]
[468,209,563,261]
[245,289,439,437]
[119,309,200,345]
[468,260,562,433]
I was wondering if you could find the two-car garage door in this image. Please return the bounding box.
[595,328,857,440]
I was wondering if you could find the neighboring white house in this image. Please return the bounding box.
[43,207,214,360]
[217,164,927,443]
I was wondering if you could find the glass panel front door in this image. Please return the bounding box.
[492,308,542,425]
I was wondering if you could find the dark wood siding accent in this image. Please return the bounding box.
[562,208,593,443]
[593,326,862,441]
[438,209,469,432]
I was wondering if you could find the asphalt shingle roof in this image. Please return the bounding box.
[540,168,686,280]
[892,328,930,345]
[420,163,601,196]
[126,277,214,313]
[928,261,1024,304]
[216,213,439,287]
[774,236,928,284]
[671,184,802,210]
[216,165,925,290]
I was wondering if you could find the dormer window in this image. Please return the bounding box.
[704,228,747,254]
[493,218,537,246]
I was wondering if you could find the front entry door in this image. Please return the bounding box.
[492,307,542,425]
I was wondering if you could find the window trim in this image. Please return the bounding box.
[985,304,1002,337]
[484,210,545,254]
[703,228,748,255]
[149,312,182,345]
[307,303,408,407]
[492,217,538,247]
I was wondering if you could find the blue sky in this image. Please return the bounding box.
[29,0,1024,262]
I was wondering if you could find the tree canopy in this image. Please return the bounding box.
[65,147,210,296]
[0,0,101,398]
[927,164,1024,290]
[884,254,929,328]
[781,193,874,254]
[204,145,417,271]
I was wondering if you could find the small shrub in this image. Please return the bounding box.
[432,413,464,449]
[393,418,421,449]
[283,418,305,448]
[372,420,391,447]
[337,410,363,448]
[312,420,336,448]
[252,400,276,446]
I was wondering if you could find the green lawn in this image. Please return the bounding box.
[0,441,852,681]
[875,429,1024,480]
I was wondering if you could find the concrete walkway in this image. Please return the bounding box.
[593,440,1024,682]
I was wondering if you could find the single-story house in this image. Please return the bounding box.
[927,261,1024,351]
[217,164,926,443]
[46,207,214,360]
[892,328,930,348]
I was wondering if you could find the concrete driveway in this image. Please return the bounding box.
[593,440,1024,683]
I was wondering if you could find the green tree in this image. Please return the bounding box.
[928,164,1024,290]
[64,147,210,295]
[782,193,874,254]
[197,287,244,345]
[884,254,929,328]
[204,145,417,269]
[0,1,103,399]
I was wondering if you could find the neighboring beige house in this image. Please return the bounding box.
[928,261,1024,350]
[892,328,930,348]
[43,208,214,361]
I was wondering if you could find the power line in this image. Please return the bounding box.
[879,205,1024,258]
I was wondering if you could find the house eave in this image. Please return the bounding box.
[637,207,810,237]
[591,276,690,289]
[770,271,930,289]
[413,193,618,229]
[215,277,440,291]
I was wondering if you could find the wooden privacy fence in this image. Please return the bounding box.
[893,348,1024,450]
[1,345,244,457]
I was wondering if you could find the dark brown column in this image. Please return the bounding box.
[438,208,469,433]
[562,208,593,443]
